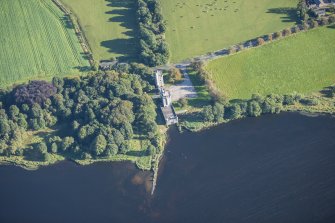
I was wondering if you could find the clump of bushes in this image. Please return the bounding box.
[292,26,301,33]
[274,31,282,39]
[329,15,335,24]
[257,38,265,46]
[320,17,329,26]
[191,61,226,103]
[311,20,319,28]
[283,28,291,36]
[228,47,236,55]
[167,67,183,83]
[300,98,319,106]
[237,44,244,52]
[191,61,207,83]
[297,0,309,22]
[303,22,310,30]
[176,98,188,108]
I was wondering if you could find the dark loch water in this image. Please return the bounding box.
[1,113,335,223]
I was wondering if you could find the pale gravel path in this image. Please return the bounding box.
[167,65,198,102]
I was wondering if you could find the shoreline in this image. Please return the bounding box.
[0,153,150,172]
[181,109,335,133]
[1,107,333,195]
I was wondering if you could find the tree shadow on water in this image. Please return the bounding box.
[101,0,139,62]
[267,7,298,24]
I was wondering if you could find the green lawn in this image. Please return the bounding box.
[187,69,211,108]
[159,0,299,62]
[205,26,335,99]
[61,0,138,62]
[0,0,90,88]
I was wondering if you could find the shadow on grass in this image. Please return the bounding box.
[101,0,139,62]
[328,24,335,29]
[186,69,212,108]
[150,98,167,125]
[74,65,93,72]
[24,149,43,162]
[61,15,74,29]
[188,98,211,108]
[320,85,335,98]
[229,99,247,103]
[267,7,298,24]
[179,112,204,124]
[126,150,147,157]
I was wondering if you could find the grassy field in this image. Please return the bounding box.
[0,0,90,88]
[205,26,335,99]
[61,0,138,62]
[159,0,299,62]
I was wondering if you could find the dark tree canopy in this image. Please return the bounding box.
[14,80,57,105]
[0,69,159,161]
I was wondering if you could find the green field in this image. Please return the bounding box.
[0,0,90,88]
[159,0,299,62]
[61,0,138,61]
[205,26,335,99]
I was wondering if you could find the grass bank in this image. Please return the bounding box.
[179,94,335,132]
[206,25,335,99]
[0,0,90,88]
[159,0,298,62]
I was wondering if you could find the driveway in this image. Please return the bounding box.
[167,65,198,102]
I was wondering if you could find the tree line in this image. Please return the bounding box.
[136,0,169,66]
[0,67,159,162]
[201,93,307,123]
[297,0,309,22]
[226,14,335,56]
[192,59,334,123]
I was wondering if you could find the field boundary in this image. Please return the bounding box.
[204,24,335,99]
[52,0,95,67]
[41,0,82,65]
[174,16,335,67]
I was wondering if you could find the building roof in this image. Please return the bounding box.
[161,106,177,121]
